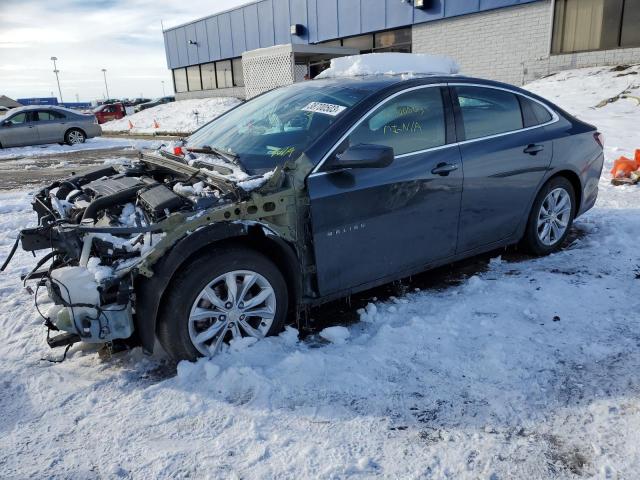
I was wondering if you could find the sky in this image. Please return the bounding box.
[0,0,249,102]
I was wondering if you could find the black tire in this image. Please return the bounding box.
[157,247,289,361]
[64,128,86,145]
[522,176,576,256]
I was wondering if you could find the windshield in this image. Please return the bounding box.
[186,81,372,173]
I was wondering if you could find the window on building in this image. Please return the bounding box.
[342,34,374,53]
[173,68,188,93]
[232,58,244,87]
[201,62,217,90]
[347,87,445,156]
[187,65,202,91]
[455,86,523,140]
[374,28,411,53]
[216,60,233,89]
[552,0,640,53]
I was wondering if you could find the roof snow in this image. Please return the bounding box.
[316,53,460,79]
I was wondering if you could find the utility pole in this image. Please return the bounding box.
[101,69,110,100]
[161,80,166,96]
[50,56,63,104]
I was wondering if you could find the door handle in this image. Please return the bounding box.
[431,163,458,176]
[524,144,544,155]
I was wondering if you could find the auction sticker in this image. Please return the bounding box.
[302,101,347,116]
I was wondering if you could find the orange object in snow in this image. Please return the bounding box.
[611,149,640,178]
[153,119,160,129]
[128,120,134,130]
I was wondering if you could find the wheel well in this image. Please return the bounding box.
[158,228,301,324]
[65,127,86,138]
[550,170,582,213]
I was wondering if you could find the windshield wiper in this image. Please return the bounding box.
[191,144,239,163]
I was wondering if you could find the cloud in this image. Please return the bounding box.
[0,0,249,101]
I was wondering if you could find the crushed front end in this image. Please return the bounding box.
[10,149,296,353]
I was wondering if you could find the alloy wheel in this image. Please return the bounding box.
[188,270,277,356]
[68,131,85,144]
[536,187,572,246]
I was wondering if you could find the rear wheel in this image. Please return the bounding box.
[65,128,86,145]
[157,247,288,361]
[522,176,575,255]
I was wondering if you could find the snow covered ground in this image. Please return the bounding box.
[0,137,160,161]
[1,65,640,479]
[101,97,241,135]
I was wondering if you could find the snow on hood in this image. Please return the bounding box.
[316,53,460,79]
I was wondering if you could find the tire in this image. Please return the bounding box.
[522,176,576,256]
[157,247,289,361]
[65,128,86,145]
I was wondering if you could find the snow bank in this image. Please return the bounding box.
[0,137,159,160]
[316,52,460,79]
[101,97,241,135]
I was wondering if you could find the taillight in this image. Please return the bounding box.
[173,146,184,156]
[594,132,604,149]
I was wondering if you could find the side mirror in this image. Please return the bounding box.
[1,120,11,127]
[328,144,394,170]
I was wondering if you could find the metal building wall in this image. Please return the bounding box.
[163,0,543,69]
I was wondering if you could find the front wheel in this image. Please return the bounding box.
[522,176,576,255]
[65,128,86,145]
[157,247,289,361]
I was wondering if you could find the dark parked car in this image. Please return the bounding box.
[0,105,101,148]
[8,74,603,360]
[134,96,175,113]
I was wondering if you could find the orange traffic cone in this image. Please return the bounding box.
[153,119,160,129]
[128,120,134,130]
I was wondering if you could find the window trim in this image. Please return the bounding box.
[309,83,559,177]
[449,83,559,145]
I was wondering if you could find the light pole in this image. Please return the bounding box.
[161,80,166,96]
[101,69,110,100]
[50,56,63,104]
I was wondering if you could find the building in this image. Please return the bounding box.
[163,0,640,99]
[0,95,22,108]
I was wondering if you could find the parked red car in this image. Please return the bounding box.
[93,102,126,124]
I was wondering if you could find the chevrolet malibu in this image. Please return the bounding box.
[0,105,102,148]
[5,73,603,361]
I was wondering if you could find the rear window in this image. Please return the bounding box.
[519,96,553,127]
[455,86,523,140]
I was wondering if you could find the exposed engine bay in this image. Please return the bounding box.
[7,149,295,351]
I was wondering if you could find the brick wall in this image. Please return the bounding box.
[412,0,640,86]
[176,87,246,101]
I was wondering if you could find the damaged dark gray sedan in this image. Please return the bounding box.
[4,74,604,361]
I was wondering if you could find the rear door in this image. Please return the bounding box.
[451,84,556,253]
[0,112,39,147]
[33,110,66,143]
[307,85,463,296]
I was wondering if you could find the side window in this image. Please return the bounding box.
[519,96,552,127]
[455,86,523,140]
[36,111,55,121]
[347,87,446,156]
[7,113,27,125]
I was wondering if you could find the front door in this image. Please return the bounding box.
[307,86,463,296]
[452,85,554,253]
[1,112,39,147]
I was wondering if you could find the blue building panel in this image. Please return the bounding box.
[205,17,221,61]
[230,9,247,56]
[195,21,210,63]
[243,4,261,51]
[290,0,309,43]
[385,0,414,29]
[360,0,386,33]
[272,0,292,45]
[257,0,275,47]
[316,0,338,42]
[163,0,544,69]
[337,0,360,38]
[217,13,234,59]
[445,0,480,17]
[185,24,199,65]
